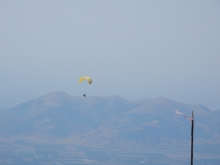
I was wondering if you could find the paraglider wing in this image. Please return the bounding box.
[78,76,92,84]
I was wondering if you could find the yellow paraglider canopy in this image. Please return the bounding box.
[78,76,92,84]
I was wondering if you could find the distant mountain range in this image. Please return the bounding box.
[0,91,219,152]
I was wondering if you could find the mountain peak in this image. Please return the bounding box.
[42,90,71,98]
[15,91,73,109]
[0,91,219,152]
[40,91,72,103]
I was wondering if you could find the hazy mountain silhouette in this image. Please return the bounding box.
[0,91,219,151]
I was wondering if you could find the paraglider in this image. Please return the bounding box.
[78,76,92,84]
[78,76,92,97]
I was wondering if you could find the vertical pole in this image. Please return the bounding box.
[191,111,194,165]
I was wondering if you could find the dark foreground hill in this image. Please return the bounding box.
[0,91,219,152]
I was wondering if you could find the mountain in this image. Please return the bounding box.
[0,91,219,152]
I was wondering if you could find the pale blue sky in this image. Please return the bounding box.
[1,1,220,110]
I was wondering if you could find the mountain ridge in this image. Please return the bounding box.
[0,91,219,152]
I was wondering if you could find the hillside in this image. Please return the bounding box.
[0,91,219,152]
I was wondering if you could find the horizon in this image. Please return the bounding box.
[1,1,220,110]
[1,90,218,112]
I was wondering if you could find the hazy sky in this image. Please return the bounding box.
[1,1,220,110]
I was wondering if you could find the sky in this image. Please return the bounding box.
[1,1,220,110]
